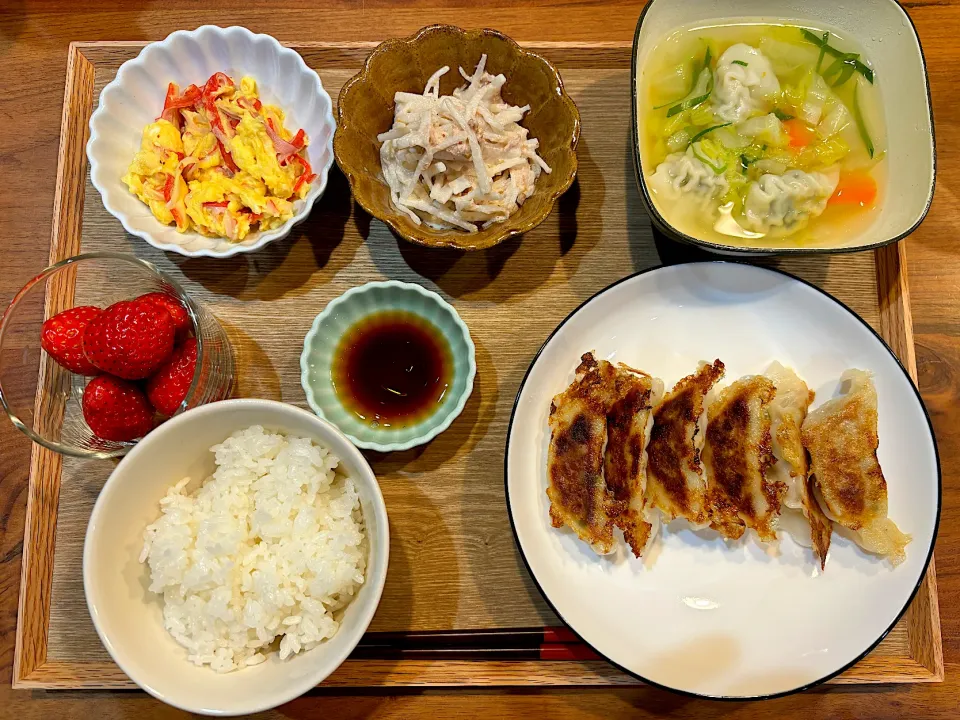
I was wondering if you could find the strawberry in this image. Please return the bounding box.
[136,292,192,342]
[82,375,155,442]
[39,305,102,375]
[146,338,198,416]
[82,299,176,380]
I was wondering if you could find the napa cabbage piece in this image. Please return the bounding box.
[736,113,789,147]
[818,102,853,140]
[758,36,821,82]
[647,102,719,163]
[664,67,713,117]
[652,42,718,114]
[712,125,751,149]
[650,60,696,102]
[711,44,781,123]
[780,71,856,146]
[740,136,850,175]
[801,73,832,126]
[742,168,839,235]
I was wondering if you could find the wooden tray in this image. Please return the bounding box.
[13,40,943,690]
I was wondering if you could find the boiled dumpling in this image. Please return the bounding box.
[743,168,839,235]
[650,147,729,211]
[712,44,781,123]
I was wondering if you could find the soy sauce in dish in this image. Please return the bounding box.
[332,311,452,428]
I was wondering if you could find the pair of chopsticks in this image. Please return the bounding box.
[349,627,601,661]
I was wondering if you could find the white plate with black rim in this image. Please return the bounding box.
[505,262,939,699]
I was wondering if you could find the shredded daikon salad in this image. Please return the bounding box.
[377,55,551,232]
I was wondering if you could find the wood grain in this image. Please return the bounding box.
[11,42,94,686]
[9,39,941,691]
[874,240,945,683]
[2,1,959,717]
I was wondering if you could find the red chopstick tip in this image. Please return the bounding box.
[539,643,602,661]
[543,626,580,644]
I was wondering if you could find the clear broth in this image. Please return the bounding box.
[638,22,887,250]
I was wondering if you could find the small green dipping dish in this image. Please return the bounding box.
[300,281,476,452]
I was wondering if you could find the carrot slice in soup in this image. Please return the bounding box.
[783,119,816,148]
[829,171,878,207]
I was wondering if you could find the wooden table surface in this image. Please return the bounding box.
[1,1,957,717]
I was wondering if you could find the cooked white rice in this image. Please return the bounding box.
[140,425,366,673]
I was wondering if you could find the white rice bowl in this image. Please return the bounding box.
[139,425,367,673]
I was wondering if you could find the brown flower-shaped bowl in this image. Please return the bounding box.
[334,25,581,251]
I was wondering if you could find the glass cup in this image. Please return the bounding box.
[0,252,235,458]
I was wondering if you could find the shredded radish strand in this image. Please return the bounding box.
[377,55,551,232]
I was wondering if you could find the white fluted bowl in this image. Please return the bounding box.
[87,26,335,258]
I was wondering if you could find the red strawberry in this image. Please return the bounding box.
[39,306,102,375]
[82,299,176,380]
[136,292,192,342]
[146,338,198,416]
[82,375,155,442]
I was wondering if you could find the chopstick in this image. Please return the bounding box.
[348,627,601,661]
[348,646,601,661]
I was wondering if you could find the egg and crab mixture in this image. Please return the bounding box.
[123,73,316,242]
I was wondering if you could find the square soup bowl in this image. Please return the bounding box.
[631,0,935,255]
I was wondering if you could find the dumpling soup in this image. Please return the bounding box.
[639,23,886,249]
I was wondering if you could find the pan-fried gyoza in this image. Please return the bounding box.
[546,353,663,556]
[766,362,831,568]
[545,354,908,570]
[546,353,621,554]
[604,364,664,556]
[802,370,911,566]
[645,360,725,527]
[703,375,782,542]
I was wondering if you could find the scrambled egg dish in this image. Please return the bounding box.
[123,72,315,242]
